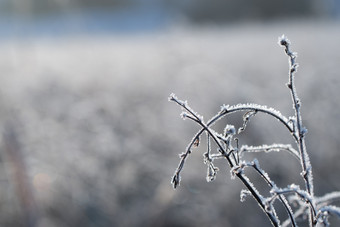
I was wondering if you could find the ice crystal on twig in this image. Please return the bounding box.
[238,110,257,134]
[240,189,251,202]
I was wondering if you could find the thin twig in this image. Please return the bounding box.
[279,35,316,225]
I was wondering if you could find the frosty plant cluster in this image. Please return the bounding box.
[169,36,340,227]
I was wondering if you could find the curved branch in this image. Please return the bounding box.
[318,205,340,218]
[271,185,317,219]
[214,104,294,135]
[170,97,281,226]
[316,191,340,208]
[234,159,297,227]
[240,144,300,161]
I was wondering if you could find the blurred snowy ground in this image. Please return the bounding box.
[0,16,340,227]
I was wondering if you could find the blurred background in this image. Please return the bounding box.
[0,0,340,226]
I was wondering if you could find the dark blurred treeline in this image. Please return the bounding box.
[1,0,338,21]
[1,0,131,16]
[175,0,329,22]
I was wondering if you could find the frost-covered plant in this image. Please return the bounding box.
[169,35,340,227]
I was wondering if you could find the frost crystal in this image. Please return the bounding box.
[220,104,230,112]
[180,111,188,120]
[240,189,251,202]
[238,110,257,134]
[206,163,219,182]
[171,173,181,189]
[168,93,176,102]
[224,124,236,136]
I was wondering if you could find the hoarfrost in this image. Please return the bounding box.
[206,163,219,182]
[240,144,300,160]
[238,110,257,134]
[240,189,251,202]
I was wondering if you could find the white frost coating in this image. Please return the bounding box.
[220,104,230,112]
[288,116,297,131]
[272,184,315,206]
[287,184,300,190]
[319,206,340,217]
[242,174,261,198]
[300,127,308,135]
[240,144,300,160]
[316,191,340,206]
[168,93,176,101]
[180,111,188,120]
[230,161,249,178]
[238,110,257,134]
[240,189,251,202]
[278,34,291,46]
[252,158,259,167]
[206,163,219,182]
[317,205,340,226]
[227,103,290,126]
[224,124,236,136]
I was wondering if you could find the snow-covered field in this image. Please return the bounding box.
[0,20,340,226]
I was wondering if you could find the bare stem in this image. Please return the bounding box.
[279,35,316,225]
